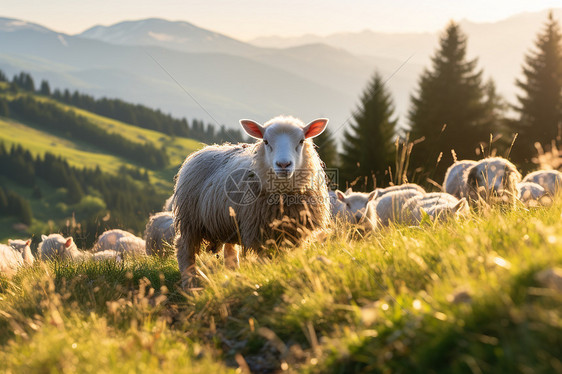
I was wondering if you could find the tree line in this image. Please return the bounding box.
[0,95,169,169]
[0,142,165,247]
[1,71,247,145]
[331,12,562,190]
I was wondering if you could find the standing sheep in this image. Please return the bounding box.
[38,234,83,261]
[145,212,175,258]
[465,157,521,205]
[0,239,33,277]
[522,170,562,197]
[401,192,469,224]
[372,189,425,226]
[173,116,331,288]
[443,160,477,198]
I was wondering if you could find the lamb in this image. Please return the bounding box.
[145,212,175,258]
[401,192,469,224]
[38,234,83,261]
[443,160,477,198]
[465,157,521,205]
[93,229,146,258]
[331,188,376,225]
[0,239,33,277]
[522,170,562,197]
[372,189,425,226]
[517,182,552,207]
[173,116,331,288]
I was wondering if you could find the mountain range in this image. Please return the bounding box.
[0,8,561,135]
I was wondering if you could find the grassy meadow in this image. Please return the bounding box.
[1,201,561,373]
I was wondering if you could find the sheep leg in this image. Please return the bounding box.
[176,233,200,289]
[223,243,239,269]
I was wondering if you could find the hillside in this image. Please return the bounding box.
[0,79,206,244]
[1,203,561,372]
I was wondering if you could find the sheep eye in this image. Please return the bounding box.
[263,140,269,145]
[299,139,304,144]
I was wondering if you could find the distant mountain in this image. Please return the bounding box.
[79,18,260,55]
[251,9,562,109]
[0,17,360,130]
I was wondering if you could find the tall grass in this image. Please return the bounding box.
[1,203,562,373]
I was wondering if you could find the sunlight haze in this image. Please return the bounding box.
[2,0,561,39]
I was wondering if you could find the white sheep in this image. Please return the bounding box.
[443,160,477,198]
[374,183,425,198]
[0,239,33,277]
[402,192,470,224]
[372,189,425,226]
[93,229,146,258]
[173,116,331,288]
[465,157,521,205]
[38,234,83,261]
[516,181,552,207]
[331,188,376,226]
[145,211,175,258]
[522,170,562,197]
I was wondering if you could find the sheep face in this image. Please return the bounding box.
[241,117,328,179]
[466,158,521,204]
[335,189,377,223]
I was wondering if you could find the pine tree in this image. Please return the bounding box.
[314,127,338,168]
[408,22,499,181]
[340,72,398,190]
[513,12,562,165]
[39,80,51,96]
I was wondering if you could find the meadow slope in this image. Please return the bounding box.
[1,202,561,373]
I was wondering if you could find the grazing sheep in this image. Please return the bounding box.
[38,234,83,261]
[443,160,477,198]
[331,188,377,225]
[373,189,425,226]
[145,212,175,258]
[522,170,562,197]
[374,183,425,198]
[173,116,331,288]
[0,239,33,277]
[93,229,146,258]
[402,192,469,224]
[517,182,552,207]
[8,239,34,266]
[465,157,521,205]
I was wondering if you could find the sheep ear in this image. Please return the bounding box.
[335,190,346,202]
[8,239,13,245]
[303,118,328,139]
[41,235,47,241]
[345,187,352,194]
[240,119,264,139]
[453,198,468,213]
[368,190,377,201]
[25,239,31,246]
[65,237,73,248]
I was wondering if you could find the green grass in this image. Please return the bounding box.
[1,203,562,372]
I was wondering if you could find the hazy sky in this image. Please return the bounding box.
[2,0,561,39]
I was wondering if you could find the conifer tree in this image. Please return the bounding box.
[314,127,338,169]
[340,72,398,190]
[513,12,562,165]
[408,22,499,181]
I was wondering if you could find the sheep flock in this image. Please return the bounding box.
[2,116,562,290]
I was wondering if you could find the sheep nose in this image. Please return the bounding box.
[276,161,292,169]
